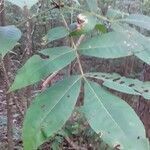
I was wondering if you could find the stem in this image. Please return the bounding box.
[61,13,85,77]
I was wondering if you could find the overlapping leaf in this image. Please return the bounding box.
[122,14,150,30]
[7,0,38,9]
[78,32,143,59]
[83,80,148,149]
[23,76,81,150]
[0,25,21,57]
[10,46,76,91]
[85,72,150,100]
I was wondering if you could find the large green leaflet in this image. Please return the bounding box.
[45,26,69,43]
[23,76,81,150]
[122,14,150,30]
[7,0,38,9]
[10,46,76,91]
[83,80,148,149]
[78,32,143,59]
[0,25,21,57]
[86,72,150,100]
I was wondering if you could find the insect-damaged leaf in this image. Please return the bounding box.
[85,72,150,100]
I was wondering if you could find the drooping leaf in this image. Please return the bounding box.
[85,72,150,100]
[83,80,148,149]
[23,76,81,150]
[0,25,21,57]
[85,0,98,13]
[10,46,76,91]
[121,14,150,30]
[78,32,143,59]
[44,27,69,43]
[7,0,38,9]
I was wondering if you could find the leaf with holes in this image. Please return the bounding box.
[23,76,81,150]
[0,25,21,57]
[44,27,69,44]
[85,72,150,100]
[7,0,38,9]
[10,46,76,91]
[83,80,148,149]
[78,32,143,59]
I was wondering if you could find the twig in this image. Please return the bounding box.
[61,13,85,77]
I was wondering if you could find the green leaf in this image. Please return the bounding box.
[10,46,76,91]
[0,25,21,57]
[95,24,107,33]
[85,72,150,100]
[121,14,150,30]
[83,80,148,149]
[112,24,150,64]
[78,32,143,59]
[85,0,98,13]
[135,50,150,65]
[44,27,69,43]
[7,0,38,9]
[106,8,128,19]
[23,76,81,150]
